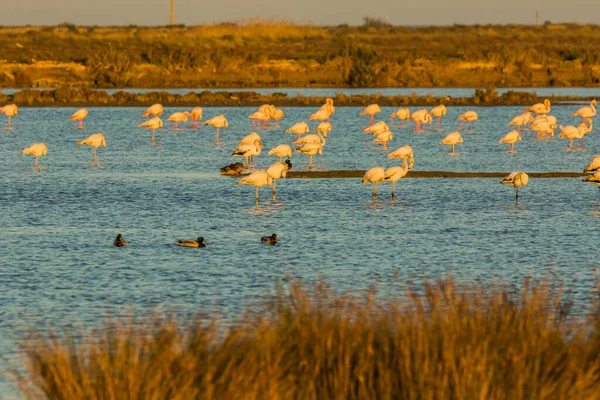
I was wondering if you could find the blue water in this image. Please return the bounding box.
[2,87,600,97]
[1,106,600,397]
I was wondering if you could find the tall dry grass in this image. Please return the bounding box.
[12,278,600,399]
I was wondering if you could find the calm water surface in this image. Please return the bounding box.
[1,106,600,397]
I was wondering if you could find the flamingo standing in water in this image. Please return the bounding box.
[309,108,331,124]
[317,98,335,122]
[584,155,600,172]
[387,145,415,169]
[458,111,478,131]
[572,100,597,123]
[0,104,18,129]
[70,108,88,128]
[362,167,386,198]
[237,170,272,207]
[188,107,203,128]
[430,105,447,130]
[137,117,163,143]
[390,108,411,126]
[530,117,556,138]
[142,104,163,118]
[293,143,322,168]
[508,112,533,132]
[524,99,550,116]
[202,115,228,143]
[501,172,529,204]
[360,104,382,126]
[21,143,48,167]
[499,130,522,152]
[292,131,326,147]
[410,109,432,132]
[249,105,272,128]
[232,139,262,169]
[270,107,285,127]
[268,144,292,162]
[266,160,292,199]
[384,163,409,199]
[558,124,582,149]
[167,112,188,129]
[362,121,389,135]
[77,133,106,164]
[285,122,310,140]
[373,131,393,150]
[440,131,463,153]
[313,121,332,136]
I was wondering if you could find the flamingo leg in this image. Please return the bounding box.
[391,181,395,199]
[93,147,97,164]
[390,116,394,124]
[369,115,374,126]
[272,179,277,196]
[245,156,249,169]
[309,154,313,168]
[510,143,514,152]
[174,121,178,129]
[383,142,387,150]
[468,121,471,131]
[437,117,441,130]
[151,128,155,143]
[79,119,83,128]
[569,138,573,149]
[255,187,259,207]
[7,116,11,129]
[216,127,220,144]
[458,121,465,130]
[515,187,519,205]
[35,157,39,167]
[451,144,455,153]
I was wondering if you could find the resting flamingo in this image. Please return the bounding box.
[501,172,529,204]
[270,108,285,127]
[584,155,600,172]
[572,100,597,123]
[373,131,393,150]
[237,170,272,207]
[360,104,382,126]
[309,108,331,124]
[293,143,322,168]
[384,163,409,199]
[285,122,310,140]
[410,109,432,132]
[390,108,410,126]
[142,104,163,118]
[313,121,332,136]
[440,131,463,153]
[530,117,556,138]
[508,112,533,132]
[137,117,163,143]
[21,143,48,167]
[232,139,262,169]
[249,106,271,128]
[268,144,292,162]
[0,104,18,129]
[387,145,414,169]
[583,171,600,189]
[167,112,189,129]
[77,133,106,164]
[266,160,292,199]
[188,107,203,128]
[458,111,478,131]
[363,121,389,135]
[430,105,447,130]
[524,99,550,116]
[292,132,326,147]
[362,167,386,198]
[70,108,88,128]
[202,115,228,143]
[558,124,582,149]
[318,98,335,122]
[499,130,522,152]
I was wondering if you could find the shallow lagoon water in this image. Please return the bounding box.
[1,106,600,396]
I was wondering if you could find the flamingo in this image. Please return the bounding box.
[508,112,533,132]
[232,139,262,169]
[384,163,409,199]
[188,107,203,128]
[266,160,292,198]
[362,167,386,198]
[285,122,310,140]
[293,143,322,168]
[458,111,478,131]
[373,131,393,150]
[237,170,273,207]
[0,104,18,129]
[572,100,597,123]
[77,133,106,164]
[362,121,390,135]
[390,108,411,126]
[524,99,550,116]
[309,108,331,124]
[313,121,332,136]
[387,145,415,169]
[21,143,48,167]
[292,132,326,146]
[440,131,463,153]
[248,106,271,128]
[583,170,600,189]
[410,109,432,132]
[270,108,285,127]
[578,120,593,147]
[499,130,522,152]
[316,98,335,122]
[202,115,228,143]
[137,116,163,143]
[430,105,447,129]
[70,108,88,128]
[501,172,529,204]
[530,117,555,138]
[558,124,582,149]
[236,132,263,164]
[167,112,188,129]
[360,104,382,126]
[268,144,292,162]
[142,103,163,118]
[584,155,600,172]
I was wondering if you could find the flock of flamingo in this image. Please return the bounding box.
[2,96,600,206]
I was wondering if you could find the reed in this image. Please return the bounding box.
[13,277,600,399]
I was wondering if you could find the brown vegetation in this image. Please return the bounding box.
[2,22,600,88]
[12,277,600,399]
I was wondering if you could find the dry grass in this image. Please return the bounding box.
[11,277,600,399]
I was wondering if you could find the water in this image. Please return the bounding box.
[1,106,600,397]
[2,87,600,97]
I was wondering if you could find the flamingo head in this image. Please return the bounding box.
[544,99,550,107]
[593,99,598,107]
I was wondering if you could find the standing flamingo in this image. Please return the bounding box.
[360,104,382,126]
[384,163,409,199]
[237,170,273,207]
[362,167,386,198]
[318,98,335,122]
[572,100,597,123]
[167,112,189,129]
[268,144,292,162]
[232,139,262,169]
[501,172,529,204]
[530,117,556,138]
[202,115,228,144]
[291,131,326,147]
[0,104,18,129]
[248,106,271,128]
[390,108,411,126]
[524,99,550,116]
[188,107,203,128]
[362,121,390,134]
[440,131,463,153]
[70,108,88,128]
[142,104,163,118]
[266,160,292,199]
[387,145,415,169]
[309,108,331,124]
[558,124,582,149]
[137,117,163,143]
[21,143,48,167]
[458,111,478,131]
[508,112,533,132]
[293,143,322,168]
[499,130,522,152]
[430,105,447,130]
[285,122,310,140]
[373,131,393,150]
[313,121,332,136]
[410,109,432,132]
[77,133,106,164]
[270,108,285,127]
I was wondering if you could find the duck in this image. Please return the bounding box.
[113,234,127,247]
[261,234,278,245]
[219,162,245,175]
[176,237,207,248]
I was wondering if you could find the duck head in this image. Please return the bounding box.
[197,237,206,245]
[284,159,292,170]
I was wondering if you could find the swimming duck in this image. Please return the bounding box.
[220,162,245,175]
[261,234,278,245]
[176,237,206,248]
[113,234,127,247]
